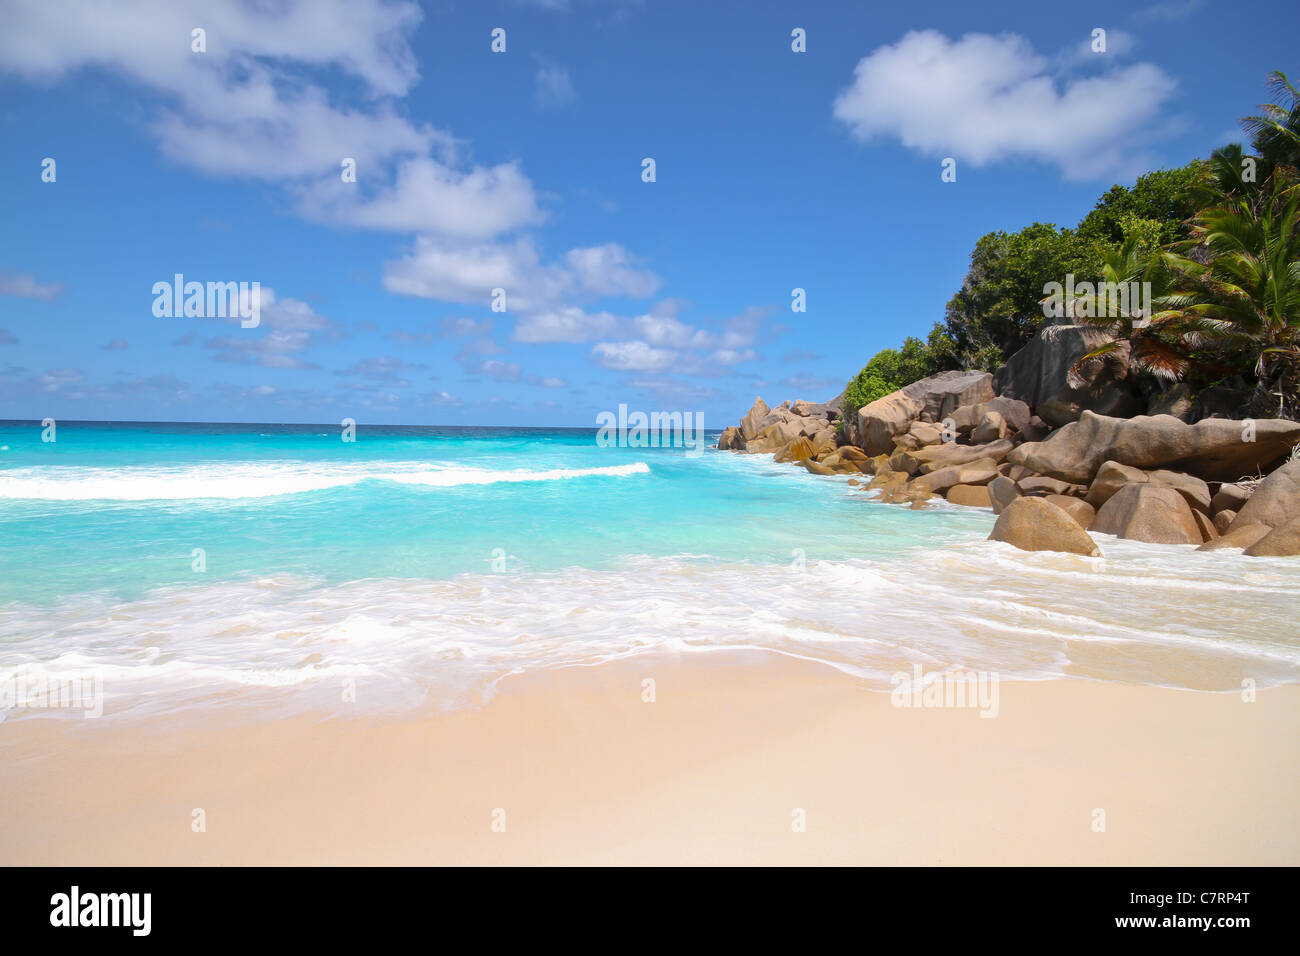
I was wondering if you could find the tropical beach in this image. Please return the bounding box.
[1,0,1299,875]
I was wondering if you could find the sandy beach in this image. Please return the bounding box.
[2,654,1295,866]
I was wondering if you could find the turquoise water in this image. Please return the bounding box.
[0,421,987,603]
[2,420,1298,719]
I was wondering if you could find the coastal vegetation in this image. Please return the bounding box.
[842,70,1300,422]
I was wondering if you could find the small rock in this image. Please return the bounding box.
[1213,509,1236,534]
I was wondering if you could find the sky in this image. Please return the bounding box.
[0,0,1296,426]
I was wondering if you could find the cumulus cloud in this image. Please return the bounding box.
[832,30,1178,180]
[0,0,540,238]
[591,341,677,373]
[383,238,659,311]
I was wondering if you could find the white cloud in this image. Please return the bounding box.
[832,30,1178,180]
[0,0,539,239]
[513,306,626,343]
[383,238,658,310]
[0,271,62,300]
[591,341,677,373]
[296,157,542,237]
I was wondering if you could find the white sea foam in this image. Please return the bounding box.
[0,461,651,501]
[2,540,1296,722]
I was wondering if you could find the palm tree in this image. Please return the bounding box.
[1179,185,1300,413]
[1242,70,1300,173]
[1046,238,1214,385]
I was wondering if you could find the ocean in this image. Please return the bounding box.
[2,420,1298,720]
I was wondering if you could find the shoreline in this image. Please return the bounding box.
[3,653,1296,866]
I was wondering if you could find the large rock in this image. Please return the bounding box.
[1210,483,1251,514]
[1147,384,1193,421]
[775,436,815,463]
[717,426,742,450]
[1197,522,1271,551]
[1229,460,1300,531]
[971,410,1008,444]
[1147,470,1211,514]
[1045,495,1095,529]
[989,497,1102,557]
[947,395,1026,433]
[1017,475,1079,497]
[913,439,1014,473]
[1089,483,1202,545]
[995,319,1138,423]
[1244,517,1300,556]
[946,484,992,508]
[739,397,770,440]
[1008,412,1300,484]
[1084,460,1149,507]
[912,458,1000,494]
[853,371,994,454]
[790,399,837,422]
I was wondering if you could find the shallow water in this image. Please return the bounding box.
[1,420,1296,720]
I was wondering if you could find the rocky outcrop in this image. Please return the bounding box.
[995,319,1139,425]
[1229,460,1300,531]
[1008,412,1300,484]
[739,397,771,441]
[852,370,995,454]
[1089,484,1202,545]
[989,497,1102,556]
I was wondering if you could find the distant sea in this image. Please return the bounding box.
[2,420,1298,720]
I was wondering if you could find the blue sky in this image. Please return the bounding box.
[0,0,1296,426]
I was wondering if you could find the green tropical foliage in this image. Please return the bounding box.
[840,69,1300,421]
